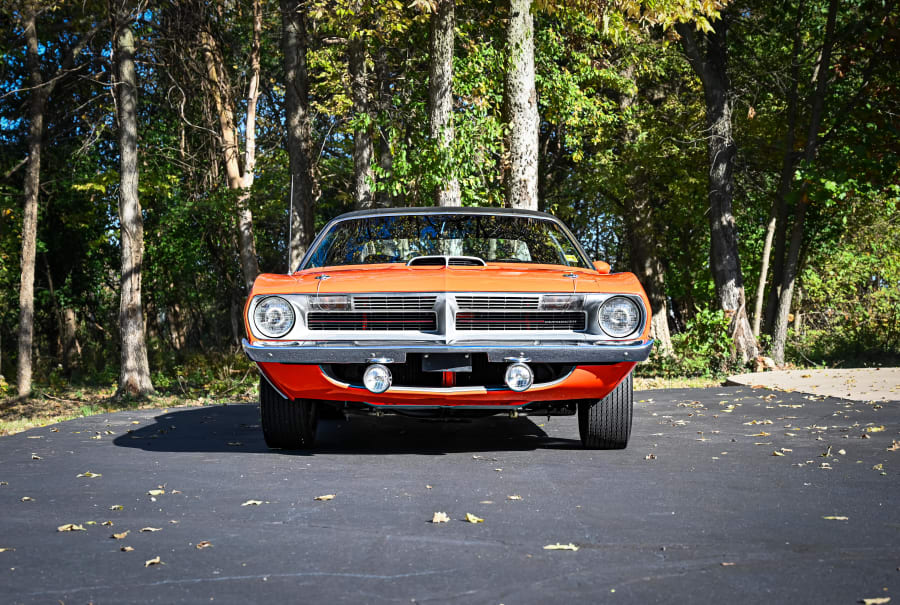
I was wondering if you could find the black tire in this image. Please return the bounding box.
[578,372,633,449]
[259,377,318,449]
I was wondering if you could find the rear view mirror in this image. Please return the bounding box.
[593,260,611,274]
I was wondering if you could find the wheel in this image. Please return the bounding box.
[578,372,633,449]
[259,377,318,449]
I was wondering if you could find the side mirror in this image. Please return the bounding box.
[593,260,611,274]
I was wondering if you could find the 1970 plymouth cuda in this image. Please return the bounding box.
[243,207,653,449]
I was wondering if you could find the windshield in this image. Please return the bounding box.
[304,214,590,269]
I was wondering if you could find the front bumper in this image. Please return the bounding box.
[242,338,654,365]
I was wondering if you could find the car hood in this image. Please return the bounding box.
[250,264,642,295]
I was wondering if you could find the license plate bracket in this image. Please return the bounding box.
[421,353,472,373]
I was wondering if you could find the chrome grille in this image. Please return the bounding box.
[353,296,436,310]
[455,295,540,310]
[455,311,585,331]
[307,312,437,331]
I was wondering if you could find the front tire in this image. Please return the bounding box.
[259,377,318,449]
[578,372,633,449]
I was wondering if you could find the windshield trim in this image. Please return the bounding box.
[297,209,594,272]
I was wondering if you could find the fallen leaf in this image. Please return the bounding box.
[144,556,162,567]
[494,468,503,472]
[147,489,165,496]
[196,541,212,549]
[101,521,114,526]
[860,598,890,605]
[508,495,523,500]
[431,512,450,523]
[140,527,162,532]
[112,531,130,540]
[241,500,263,506]
[838,449,847,455]
[748,432,771,437]
[314,494,335,501]
[0,547,15,552]
[464,513,484,524]
[823,516,848,521]
[120,546,134,552]
[887,441,900,452]
[57,524,86,532]
[721,562,735,566]
[480,500,494,504]
[543,543,579,551]
[425,485,433,489]
[109,505,124,511]
[76,471,101,478]
[20,496,33,502]
[872,463,884,470]
[131,421,140,425]
[866,426,885,433]
[31,454,42,460]
[644,453,657,460]
[772,451,785,457]
[0,481,7,486]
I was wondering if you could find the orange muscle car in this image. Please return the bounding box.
[243,208,653,449]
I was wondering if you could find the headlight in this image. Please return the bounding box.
[253,296,295,338]
[598,296,641,338]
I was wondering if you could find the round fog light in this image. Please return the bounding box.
[363,364,392,393]
[504,363,534,392]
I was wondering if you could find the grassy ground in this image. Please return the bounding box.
[0,375,722,436]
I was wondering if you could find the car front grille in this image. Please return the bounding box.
[353,296,436,310]
[307,312,437,331]
[455,311,585,331]
[455,295,540,310]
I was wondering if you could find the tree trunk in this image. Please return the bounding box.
[758,0,806,336]
[676,20,758,364]
[281,0,317,270]
[626,199,673,356]
[61,308,81,373]
[199,4,261,291]
[114,10,154,397]
[771,0,838,366]
[350,37,374,209]
[429,0,460,207]
[374,47,393,208]
[16,4,44,397]
[503,0,538,210]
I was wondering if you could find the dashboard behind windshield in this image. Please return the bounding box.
[304,214,590,269]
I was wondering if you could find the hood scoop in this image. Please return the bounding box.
[407,255,486,267]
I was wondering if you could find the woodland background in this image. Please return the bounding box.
[0,0,897,402]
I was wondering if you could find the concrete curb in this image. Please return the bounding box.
[726,367,900,402]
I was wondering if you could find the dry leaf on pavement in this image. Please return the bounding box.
[241,500,263,506]
[543,543,579,551]
[464,513,484,523]
[144,556,162,567]
[76,471,101,478]
[140,527,162,532]
[508,495,522,500]
[147,489,165,496]
[314,494,335,501]
[196,541,212,549]
[57,524,86,532]
[112,531,130,539]
[431,512,450,523]
[120,546,134,552]
[860,598,890,605]
[822,516,849,521]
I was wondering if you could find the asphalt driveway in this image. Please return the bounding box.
[1,387,897,604]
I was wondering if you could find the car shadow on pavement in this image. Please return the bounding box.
[112,404,584,455]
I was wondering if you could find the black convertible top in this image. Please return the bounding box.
[332,207,559,221]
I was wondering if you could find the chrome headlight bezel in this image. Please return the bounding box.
[598,296,641,339]
[253,296,296,338]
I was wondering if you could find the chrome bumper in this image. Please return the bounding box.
[242,338,654,364]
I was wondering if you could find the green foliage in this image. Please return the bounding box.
[640,308,737,378]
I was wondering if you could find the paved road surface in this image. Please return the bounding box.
[1,387,898,604]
